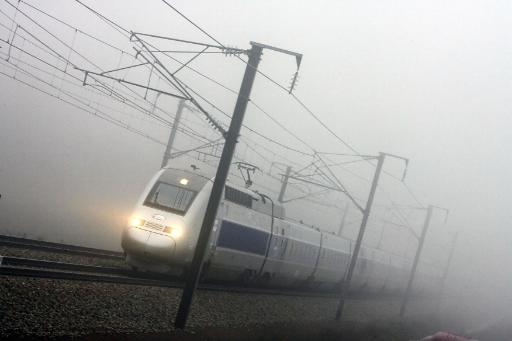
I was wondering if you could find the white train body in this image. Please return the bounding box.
[122,160,441,293]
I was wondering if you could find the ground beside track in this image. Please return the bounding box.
[71,320,439,341]
[2,242,496,340]
[0,245,125,268]
[1,275,447,339]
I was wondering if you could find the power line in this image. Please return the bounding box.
[1,3,319,188]
[3,1,198,127]
[19,0,127,54]
[73,0,129,36]
[160,0,224,47]
[0,59,223,162]
[8,1,195,125]
[8,0,427,221]
[0,61,166,145]
[0,35,209,143]
[0,3,223,146]
[155,0,428,208]
[63,1,318,165]
[0,30,220,150]
[291,94,362,158]
[1,3,311,179]
[1,20,308,182]
[177,78,315,157]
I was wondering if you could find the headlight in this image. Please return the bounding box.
[130,217,146,227]
[164,225,182,238]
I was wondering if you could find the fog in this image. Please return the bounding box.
[1,0,511,333]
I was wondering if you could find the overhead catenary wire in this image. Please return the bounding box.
[2,0,317,186]
[0,40,222,156]
[0,3,230,146]
[0,17,312,186]
[6,0,227,139]
[0,59,225,163]
[0,62,166,146]
[2,3,440,276]
[68,1,311,158]
[0,35,213,145]
[0,4,245,159]
[1,0,428,239]
[2,1,366,210]
[156,0,427,209]
[49,0,319,167]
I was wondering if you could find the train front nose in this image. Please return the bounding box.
[121,225,151,256]
[144,231,177,260]
[122,218,179,262]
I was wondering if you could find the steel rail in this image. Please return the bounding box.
[0,255,403,300]
[0,256,132,276]
[0,235,124,260]
[0,265,343,298]
[0,255,347,298]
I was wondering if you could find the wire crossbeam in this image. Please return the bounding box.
[78,68,189,100]
[130,31,247,56]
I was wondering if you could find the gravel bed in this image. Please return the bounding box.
[0,275,415,338]
[0,246,126,268]
[0,243,442,339]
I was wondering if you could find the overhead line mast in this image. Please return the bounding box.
[174,41,303,329]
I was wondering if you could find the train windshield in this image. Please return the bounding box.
[143,181,196,215]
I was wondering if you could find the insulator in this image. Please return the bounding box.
[288,71,299,94]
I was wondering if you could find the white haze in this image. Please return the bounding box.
[0,0,511,331]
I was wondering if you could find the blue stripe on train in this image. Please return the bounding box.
[217,220,269,256]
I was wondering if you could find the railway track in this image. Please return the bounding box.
[0,255,343,298]
[0,235,124,260]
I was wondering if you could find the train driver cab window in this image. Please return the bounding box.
[144,181,196,215]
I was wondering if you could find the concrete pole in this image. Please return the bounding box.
[435,232,458,313]
[161,99,186,168]
[399,205,434,317]
[337,202,350,237]
[377,221,388,249]
[174,43,263,329]
[277,166,292,203]
[335,152,386,320]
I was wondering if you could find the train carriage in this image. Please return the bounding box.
[122,157,441,293]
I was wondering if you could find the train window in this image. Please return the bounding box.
[144,181,196,215]
[225,186,252,208]
[217,220,269,255]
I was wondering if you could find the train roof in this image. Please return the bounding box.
[162,156,413,265]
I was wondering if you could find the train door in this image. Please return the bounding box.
[200,198,227,280]
[263,224,290,285]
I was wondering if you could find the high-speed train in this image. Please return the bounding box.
[122,158,441,293]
